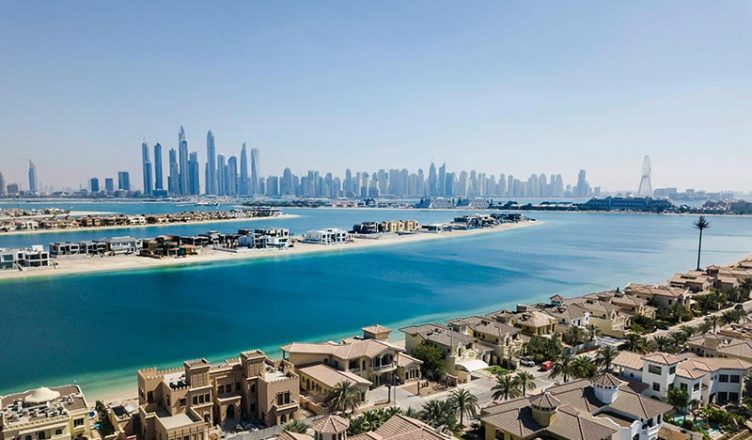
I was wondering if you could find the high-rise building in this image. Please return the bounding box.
[227,156,238,196]
[104,178,114,193]
[638,155,653,197]
[206,130,217,195]
[178,127,189,195]
[117,171,131,191]
[239,143,249,196]
[0,172,5,196]
[250,148,260,194]
[168,148,179,195]
[438,163,446,196]
[188,152,200,195]
[428,162,437,196]
[217,154,226,196]
[574,169,591,198]
[28,160,38,193]
[90,177,100,193]
[141,140,153,195]
[154,143,163,191]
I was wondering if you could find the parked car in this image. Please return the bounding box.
[519,357,536,367]
[539,360,553,371]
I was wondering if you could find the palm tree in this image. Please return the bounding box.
[697,321,713,334]
[419,400,457,432]
[326,381,361,414]
[514,371,536,396]
[491,374,521,400]
[705,315,720,333]
[652,335,674,353]
[284,420,311,434]
[550,353,574,383]
[565,326,587,352]
[694,216,710,270]
[448,388,478,427]
[623,333,649,353]
[571,356,597,378]
[586,324,600,342]
[680,325,696,339]
[596,346,618,372]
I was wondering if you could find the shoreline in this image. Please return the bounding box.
[0,220,539,282]
[0,213,298,237]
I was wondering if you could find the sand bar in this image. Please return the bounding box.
[0,220,539,282]
[0,213,298,237]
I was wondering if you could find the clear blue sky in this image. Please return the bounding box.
[1,1,750,191]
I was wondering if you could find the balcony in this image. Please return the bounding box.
[370,362,397,372]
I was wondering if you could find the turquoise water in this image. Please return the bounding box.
[1,206,752,399]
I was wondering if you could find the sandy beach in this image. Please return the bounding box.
[0,213,299,237]
[0,220,539,282]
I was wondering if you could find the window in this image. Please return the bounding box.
[652,382,660,392]
[236,382,241,391]
[731,375,740,383]
[39,432,46,440]
[718,392,728,402]
[74,418,84,427]
[179,398,186,406]
[193,396,198,405]
[668,383,674,391]
[680,383,688,391]
[250,384,256,393]
[669,366,676,374]
[147,391,154,403]
[730,393,740,402]
[55,430,63,436]
[719,374,729,383]
[694,383,700,391]
[648,365,662,375]
[218,385,224,394]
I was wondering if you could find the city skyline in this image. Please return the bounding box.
[1,2,750,191]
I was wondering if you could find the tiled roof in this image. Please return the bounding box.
[312,415,349,434]
[281,338,400,360]
[625,283,688,298]
[373,414,452,440]
[298,364,372,388]
[448,316,520,338]
[400,324,476,347]
[612,351,644,371]
[530,392,560,409]
[592,373,621,388]
[396,352,423,368]
[642,353,684,365]
[362,324,391,335]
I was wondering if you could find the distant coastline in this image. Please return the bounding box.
[0,220,539,281]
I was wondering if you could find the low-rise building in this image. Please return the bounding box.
[447,316,523,365]
[137,349,299,440]
[276,413,451,440]
[102,236,143,255]
[613,351,751,405]
[301,229,350,245]
[0,385,91,440]
[624,283,691,309]
[487,309,558,337]
[481,373,672,440]
[686,333,752,363]
[0,246,51,270]
[238,229,290,249]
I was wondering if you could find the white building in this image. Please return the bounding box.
[101,236,143,255]
[0,245,50,270]
[301,228,349,245]
[613,351,751,405]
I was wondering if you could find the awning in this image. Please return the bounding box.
[455,359,489,372]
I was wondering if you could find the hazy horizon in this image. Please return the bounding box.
[1,1,750,192]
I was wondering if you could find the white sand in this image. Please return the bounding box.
[0,221,540,282]
[0,214,298,237]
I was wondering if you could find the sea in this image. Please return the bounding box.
[1,200,751,400]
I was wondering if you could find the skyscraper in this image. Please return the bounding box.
[428,162,437,196]
[168,148,179,195]
[574,169,591,198]
[438,162,446,196]
[154,143,164,191]
[217,154,226,196]
[28,160,38,193]
[239,143,249,196]
[206,130,217,195]
[188,152,200,195]
[90,177,100,193]
[104,178,114,193]
[118,171,131,191]
[178,127,189,195]
[0,172,5,196]
[250,148,260,195]
[638,155,653,197]
[227,156,238,196]
[141,140,153,195]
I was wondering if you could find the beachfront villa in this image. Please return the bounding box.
[686,333,752,363]
[137,350,300,440]
[281,326,421,405]
[301,228,350,245]
[0,385,91,440]
[351,220,420,234]
[623,283,691,309]
[486,308,558,337]
[481,373,673,440]
[612,351,751,405]
[0,245,50,271]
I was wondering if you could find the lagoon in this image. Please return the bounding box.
[1,206,751,400]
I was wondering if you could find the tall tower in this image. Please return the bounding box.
[250,148,260,194]
[153,143,163,191]
[141,140,153,195]
[206,130,217,195]
[638,155,653,197]
[239,144,249,196]
[178,127,189,195]
[28,161,38,193]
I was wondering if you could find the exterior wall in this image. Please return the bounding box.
[641,362,676,398]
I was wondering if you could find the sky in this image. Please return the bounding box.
[0,1,750,192]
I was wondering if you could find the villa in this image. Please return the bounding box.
[623,283,691,309]
[686,334,752,363]
[481,373,672,440]
[612,351,751,405]
[447,316,524,365]
[276,413,451,440]
[281,326,421,401]
[0,246,50,270]
[137,350,300,440]
[301,228,350,245]
[486,308,558,337]
[401,323,493,381]
[0,385,91,440]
